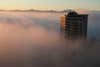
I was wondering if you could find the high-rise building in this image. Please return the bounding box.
[60,11,88,38]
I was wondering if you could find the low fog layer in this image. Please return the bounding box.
[0,12,99,67]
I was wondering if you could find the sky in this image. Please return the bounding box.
[0,0,100,10]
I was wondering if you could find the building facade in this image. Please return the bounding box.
[60,11,88,38]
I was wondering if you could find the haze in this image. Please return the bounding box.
[0,0,100,10]
[0,11,99,67]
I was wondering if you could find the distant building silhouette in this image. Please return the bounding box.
[60,11,88,38]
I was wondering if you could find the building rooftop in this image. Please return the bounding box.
[64,11,88,17]
[67,11,78,16]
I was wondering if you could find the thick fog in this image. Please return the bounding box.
[0,12,100,67]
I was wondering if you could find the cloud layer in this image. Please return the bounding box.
[0,12,99,67]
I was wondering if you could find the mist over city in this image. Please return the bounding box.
[0,0,100,67]
[0,11,99,67]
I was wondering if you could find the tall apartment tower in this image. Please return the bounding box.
[60,11,88,38]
